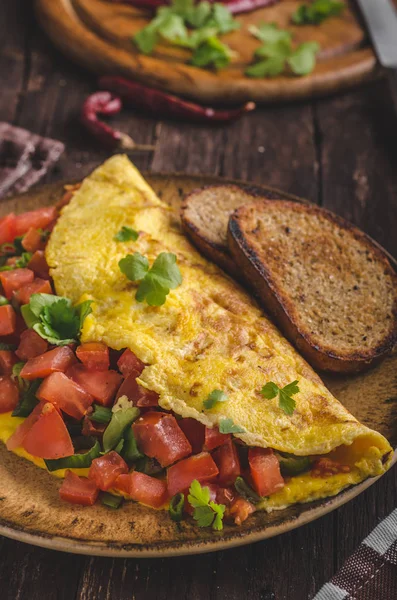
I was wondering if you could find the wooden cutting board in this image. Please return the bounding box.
[34,0,379,105]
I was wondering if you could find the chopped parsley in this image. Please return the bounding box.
[203,389,228,410]
[119,251,182,307]
[21,293,93,346]
[261,380,300,415]
[292,0,345,25]
[114,226,139,242]
[219,418,245,434]
[188,479,225,530]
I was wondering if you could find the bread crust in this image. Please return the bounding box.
[228,200,397,373]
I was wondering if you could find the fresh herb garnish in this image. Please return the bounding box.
[188,479,225,530]
[219,418,245,434]
[169,493,185,522]
[203,389,228,410]
[246,23,319,78]
[119,251,182,307]
[21,293,93,346]
[261,380,300,415]
[114,226,139,243]
[133,0,238,70]
[292,0,344,25]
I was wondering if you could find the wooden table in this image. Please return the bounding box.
[1,1,397,599]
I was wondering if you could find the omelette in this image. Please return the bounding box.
[0,155,392,518]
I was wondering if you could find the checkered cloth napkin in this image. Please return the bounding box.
[0,122,64,199]
[314,509,397,599]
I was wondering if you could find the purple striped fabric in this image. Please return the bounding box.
[314,509,397,599]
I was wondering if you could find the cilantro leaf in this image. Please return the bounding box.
[76,300,93,330]
[119,253,150,282]
[245,56,285,78]
[292,0,344,25]
[187,480,225,530]
[248,22,292,45]
[260,380,300,415]
[114,226,139,242]
[134,26,158,54]
[158,13,188,43]
[185,1,212,28]
[206,3,240,34]
[191,36,232,70]
[287,42,319,76]
[219,418,245,434]
[203,389,228,409]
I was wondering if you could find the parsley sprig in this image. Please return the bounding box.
[119,251,182,307]
[246,23,319,78]
[114,226,139,242]
[133,0,239,70]
[203,389,228,409]
[219,418,245,434]
[188,480,225,530]
[261,380,300,415]
[292,0,345,25]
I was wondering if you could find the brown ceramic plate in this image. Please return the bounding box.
[0,173,396,557]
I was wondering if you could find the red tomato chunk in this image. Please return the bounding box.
[0,304,16,335]
[0,376,19,413]
[76,342,110,371]
[115,471,167,508]
[22,228,44,253]
[22,402,74,459]
[16,329,48,360]
[20,346,76,380]
[14,207,58,236]
[116,374,159,407]
[248,447,284,497]
[167,452,219,497]
[117,349,145,377]
[28,250,50,279]
[89,452,128,491]
[0,268,34,299]
[59,470,99,506]
[0,350,18,375]
[133,412,192,468]
[178,418,205,454]
[15,277,52,305]
[0,214,16,244]
[229,497,255,526]
[204,426,230,451]
[67,364,122,406]
[213,439,241,485]
[6,402,43,450]
[37,372,95,420]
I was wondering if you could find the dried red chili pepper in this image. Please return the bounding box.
[106,0,278,15]
[98,76,255,124]
[81,91,155,151]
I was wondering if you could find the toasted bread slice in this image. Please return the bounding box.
[228,200,397,373]
[181,185,268,277]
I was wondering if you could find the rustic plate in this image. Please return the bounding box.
[34,0,379,105]
[0,173,396,557]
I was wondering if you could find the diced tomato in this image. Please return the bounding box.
[27,250,50,279]
[0,376,19,413]
[0,268,34,300]
[22,402,74,459]
[67,364,122,406]
[204,426,230,451]
[248,447,284,497]
[178,418,205,454]
[14,207,58,236]
[76,342,109,371]
[82,415,106,437]
[22,228,44,253]
[37,372,94,420]
[88,451,128,491]
[213,439,241,485]
[6,257,18,266]
[16,329,48,360]
[215,486,236,507]
[6,402,43,450]
[133,412,192,467]
[167,452,219,497]
[0,304,16,335]
[15,277,52,305]
[0,350,18,375]
[59,470,99,506]
[116,374,159,407]
[0,214,16,244]
[20,346,76,380]
[229,497,255,526]
[117,349,145,377]
[115,471,167,508]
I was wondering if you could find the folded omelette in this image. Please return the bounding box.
[28,155,393,510]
